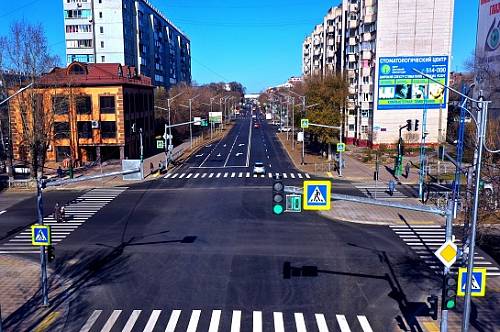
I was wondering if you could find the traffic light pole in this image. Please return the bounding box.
[441,200,454,332]
[36,178,49,306]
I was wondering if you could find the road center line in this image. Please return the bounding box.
[224,131,240,167]
[246,118,252,167]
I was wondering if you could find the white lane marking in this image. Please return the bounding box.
[253,311,262,332]
[246,117,253,167]
[282,173,288,178]
[79,310,102,332]
[267,155,270,159]
[246,172,251,177]
[186,173,193,179]
[164,310,182,332]
[195,154,204,157]
[0,210,7,216]
[315,313,329,332]
[239,143,245,147]
[216,173,221,178]
[209,173,214,178]
[122,310,141,332]
[224,131,240,167]
[143,309,161,332]
[208,310,222,332]
[194,173,200,178]
[171,174,179,179]
[238,172,243,178]
[236,152,243,156]
[164,174,172,178]
[273,312,284,332]
[297,173,303,178]
[268,173,273,178]
[224,172,229,178]
[186,310,201,332]
[336,314,351,332]
[202,173,207,178]
[253,174,258,178]
[290,173,296,179]
[231,310,241,332]
[101,310,122,332]
[357,315,374,332]
[305,173,311,178]
[231,172,236,178]
[179,173,186,178]
[294,313,307,332]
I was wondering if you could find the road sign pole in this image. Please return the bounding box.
[462,100,488,332]
[302,129,305,165]
[440,201,454,332]
[36,179,49,306]
[339,129,344,177]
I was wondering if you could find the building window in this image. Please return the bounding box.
[100,26,103,33]
[101,41,104,48]
[100,96,115,113]
[76,96,92,114]
[54,122,70,139]
[361,125,368,134]
[52,96,69,115]
[67,54,94,63]
[99,12,103,18]
[348,124,355,131]
[66,39,92,49]
[64,9,92,19]
[99,0,102,3]
[56,146,71,162]
[77,121,92,139]
[101,56,105,62]
[101,121,117,138]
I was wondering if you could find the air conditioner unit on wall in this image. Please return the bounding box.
[91,120,99,129]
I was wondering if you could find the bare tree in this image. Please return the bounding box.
[3,21,59,177]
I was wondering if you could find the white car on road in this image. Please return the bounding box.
[253,162,266,175]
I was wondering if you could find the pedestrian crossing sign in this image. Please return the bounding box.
[31,225,51,246]
[303,180,331,210]
[457,267,487,297]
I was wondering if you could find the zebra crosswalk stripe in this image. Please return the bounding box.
[268,173,273,178]
[282,173,288,178]
[187,310,201,332]
[101,310,122,332]
[253,311,262,332]
[290,173,296,179]
[231,172,236,178]
[315,314,328,332]
[336,314,351,332]
[208,310,222,332]
[164,173,172,178]
[305,173,311,178]
[186,173,193,178]
[209,173,214,178]
[194,173,200,178]
[216,173,221,178]
[273,312,284,332]
[143,310,161,332]
[294,313,306,332]
[358,315,374,332]
[238,172,243,178]
[122,310,141,332]
[202,173,207,178]
[246,172,251,177]
[224,172,229,178]
[165,310,181,332]
[79,310,102,332]
[298,173,303,178]
[231,310,242,332]
[179,173,186,178]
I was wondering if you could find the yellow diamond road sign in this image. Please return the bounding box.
[434,240,457,268]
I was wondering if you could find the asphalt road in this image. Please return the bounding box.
[1,114,443,332]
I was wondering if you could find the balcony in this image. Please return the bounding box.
[362,67,372,76]
[362,50,372,60]
[348,54,357,62]
[347,70,356,78]
[361,102,373,110]
[350,4,358,12]
[348,37,357,46]
[327,50,335,57]
[349,19,358,29]
[363,32,374,42]
[314,49,322,56]
[361,84,372,93]
[347,101,355,109]
[348,86,357,94]
[364,14,376,23]
[365,0,377,6]
[327,25,335,33]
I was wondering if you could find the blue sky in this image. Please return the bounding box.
[0,0,478,92]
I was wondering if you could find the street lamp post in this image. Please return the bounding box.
[155,91,184,168]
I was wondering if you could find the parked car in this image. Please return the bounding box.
[278,127,291,132]
[253,162,265,175]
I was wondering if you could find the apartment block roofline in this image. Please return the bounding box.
[141,0,190,41]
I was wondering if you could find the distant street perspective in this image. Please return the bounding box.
[0,1,499,332]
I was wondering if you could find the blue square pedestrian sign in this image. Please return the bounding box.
[31,225,51,246]
[303,180,331,210]
[457,267,487,297]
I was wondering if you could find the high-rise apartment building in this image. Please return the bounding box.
[63,0,191,89]
[302,0,454,147]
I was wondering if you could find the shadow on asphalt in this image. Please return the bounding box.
[282,242,440,332]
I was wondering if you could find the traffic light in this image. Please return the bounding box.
[442,274,457,310]
[406,119,412,131]
[272,175,284,215]
[47,245,55,263]
[427,295,438,320]
[414,119,419,131]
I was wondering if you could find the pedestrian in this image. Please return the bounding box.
[388,179,396,196]
[60,205,65,222]
[57,166,63,178]
[405,162,411,178]
[54,202,61,222]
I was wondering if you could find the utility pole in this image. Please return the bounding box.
[139,128,143,162]
[292,96,295,149]
[301,96,306,165]
[36,179,48,306]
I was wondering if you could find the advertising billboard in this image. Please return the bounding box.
[476,0,500,80]
[377,56,449,110]
[209,112,222,123]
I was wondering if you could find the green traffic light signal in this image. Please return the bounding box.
[446,299,456,309]
[273,204,284,214]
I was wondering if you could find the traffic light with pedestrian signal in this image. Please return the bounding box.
[414,119,419,131]
[272,175,284,215]
[443,274,457,310]
[47,245,55,263]
[427,295,438,320]
[406,119,412,131]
